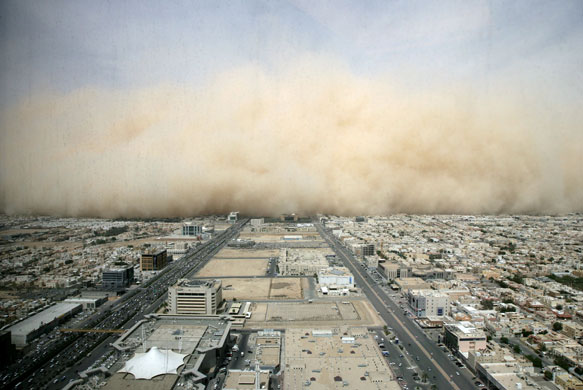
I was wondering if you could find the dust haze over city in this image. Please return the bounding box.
[1,1,582,218]
[0,2,582,390]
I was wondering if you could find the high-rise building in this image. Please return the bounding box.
[167,279,222,315]
[102,265,134,289]
[140,249,168,271]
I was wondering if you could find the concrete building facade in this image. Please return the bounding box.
[141,249,168,271]
[102,265,134,289]
[407,289,449,317]
[318,267,355,289]
[168,279,222,315]
[444,322,488,355]
[182,222,202,236]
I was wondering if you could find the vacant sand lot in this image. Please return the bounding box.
[269,278,302,299]
[239,233,324,243]
[220,277,303,300]
[214,248,279,258]
[222,278,271,300]
[196,258,268,277]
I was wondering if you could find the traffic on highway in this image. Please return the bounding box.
[315,221,478,390]
[1,219,248,390]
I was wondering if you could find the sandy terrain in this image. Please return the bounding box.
[238,233,324,242]
[214,248,279,258]
[219,277,303,300]
[221,278,271,300]
[269,278,302,299]
[196,258,269,277]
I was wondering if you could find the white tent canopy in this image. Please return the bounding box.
[119,346,187,380]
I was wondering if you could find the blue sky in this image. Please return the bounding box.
[1,0,582,108]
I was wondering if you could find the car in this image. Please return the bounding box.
[456,372,460,376]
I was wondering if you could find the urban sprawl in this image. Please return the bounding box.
[0,213,582,390]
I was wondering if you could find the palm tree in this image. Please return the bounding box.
[421,371,428,383]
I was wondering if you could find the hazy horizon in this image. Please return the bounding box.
[1,1,582,218]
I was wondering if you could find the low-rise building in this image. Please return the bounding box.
[168,279,222,315]
[279,249,329,276]
[394,277,430,291]
[223,369,271,390]
[318,267,354,289]
[444,322,488,355]
[408,289,449,317]
[7,302,82,348]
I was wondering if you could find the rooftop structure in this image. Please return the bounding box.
[283,327,399,390]
[118,346,187,380]
[102,314,232,390]
[223,369,271,390]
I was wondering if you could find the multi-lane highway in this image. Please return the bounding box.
[2,219,247,390]
[315,221,476,390]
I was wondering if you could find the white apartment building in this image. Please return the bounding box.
[318,267,355,288]
[408,289,449,317]
[168,279,222,315]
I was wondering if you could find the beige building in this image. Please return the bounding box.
[223,369,271,390]
[394,277,430,291]
[167,279,222,315]
[555,372,583,390]
[444,322,487,355]
[379,262,411,280]
[562,321,583,339]
[279,249,329,276]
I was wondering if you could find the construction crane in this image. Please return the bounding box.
[59,328,126,334]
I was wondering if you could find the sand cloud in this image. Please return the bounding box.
[1,60,581,217]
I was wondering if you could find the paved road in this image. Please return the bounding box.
[315,222,477,390]
[2,219,247,390]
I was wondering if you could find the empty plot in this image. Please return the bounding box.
[269,279,302,299]
[266,302,341,322]
[214,248,279,258]
[222,278,271,300]
[196,258,268,277]
[337,302,359,320]
[239,233,323,243]
[219,278,303,300]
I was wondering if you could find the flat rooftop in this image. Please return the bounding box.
[103,315,231,390]
[8,302,81,336]
[223,369,270,390]
[283,327,399,390]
